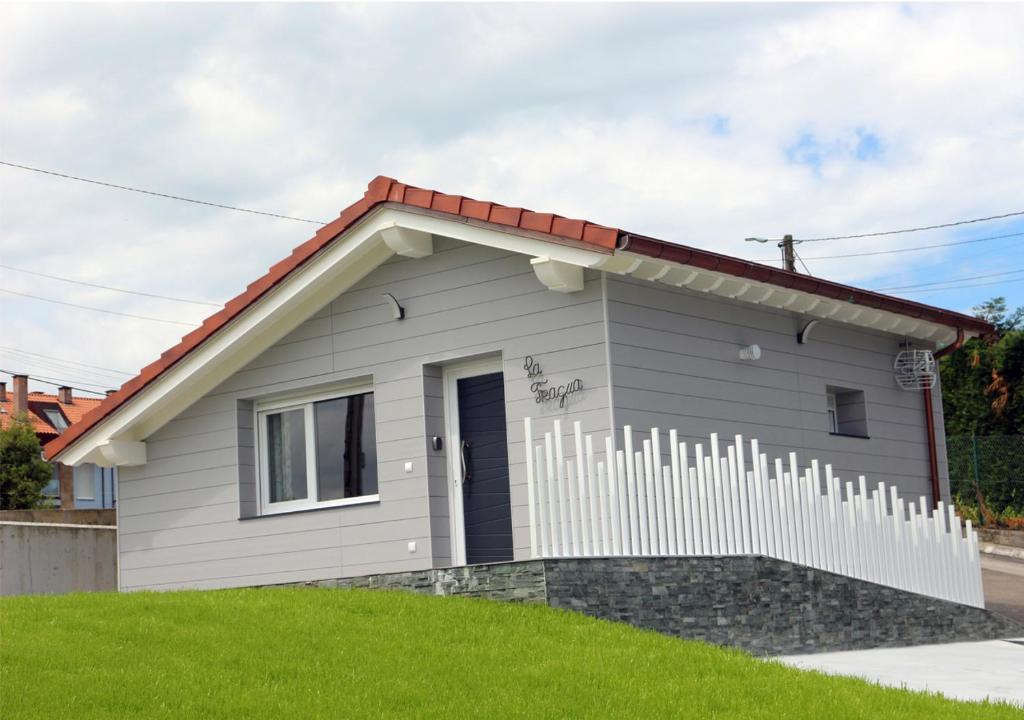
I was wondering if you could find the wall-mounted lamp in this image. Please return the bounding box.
[797,319,819,345]
[382,293,405,320]
[738,344,762,361]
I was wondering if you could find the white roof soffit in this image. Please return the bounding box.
[594,250,962,347]
[54,207,613,466]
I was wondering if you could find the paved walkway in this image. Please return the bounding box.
[777,639,1024,706]
[982,553,1024,625]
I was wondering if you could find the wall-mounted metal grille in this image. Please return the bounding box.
[894,349,937,390]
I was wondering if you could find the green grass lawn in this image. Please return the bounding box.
[1,588,1020,719]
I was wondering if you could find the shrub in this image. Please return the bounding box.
[0,413,54,510]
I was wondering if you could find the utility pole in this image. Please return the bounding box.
[779,234,796,272]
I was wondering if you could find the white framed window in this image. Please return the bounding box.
[256,385,379,515]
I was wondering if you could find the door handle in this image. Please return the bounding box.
[461,440,471,486]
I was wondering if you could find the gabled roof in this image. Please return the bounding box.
[44,175,993,461]
[2,391,103,440]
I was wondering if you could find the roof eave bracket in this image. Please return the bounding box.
[531,256,584,293]
[379,224,433,258]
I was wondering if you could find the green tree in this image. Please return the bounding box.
[971,296,1024,334]
[0,412,54,510]
[940,300,1024,436]
[941,297,1024,520]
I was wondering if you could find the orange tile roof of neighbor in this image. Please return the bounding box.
[43,175,994,461]
[1,391,103,440]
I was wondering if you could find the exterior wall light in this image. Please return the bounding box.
[382,292,405,320]
[738,344,761,361]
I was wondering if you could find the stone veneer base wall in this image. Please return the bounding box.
[272,555,1022,656]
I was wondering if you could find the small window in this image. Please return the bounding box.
[42,408,69,433]
[74,465,96,500]
[825,386,868,438]
[257,387,378,514]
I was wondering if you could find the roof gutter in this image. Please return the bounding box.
[924,328,966,509]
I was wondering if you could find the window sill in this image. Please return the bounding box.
[829,432,870,440]
[241,493,380,520]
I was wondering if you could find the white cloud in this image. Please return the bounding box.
[1,2,1022,395]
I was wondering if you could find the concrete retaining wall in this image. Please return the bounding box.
[978,527,1024,549]
[0,509,117,526]
[0,522,118,595]
[274,555,1022,656]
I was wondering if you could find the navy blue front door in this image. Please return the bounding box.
[457,372,513,564]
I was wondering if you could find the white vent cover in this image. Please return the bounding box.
[894,349,937,390]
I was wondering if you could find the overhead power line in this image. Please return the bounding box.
[0,288,198,327]
[874,268,1024,292]
[0,264,221,307]
[795,210,1024,243]
[0,353,127,387]
[793,249,813,276]
[0,369,110,395]
[809,229,1024,259]
[746,210,1024,245]
[763,230,1024,262]
[893,277,1024,296]
[0,160,328,225]
[0,346,133,376]
[0,349,132,387]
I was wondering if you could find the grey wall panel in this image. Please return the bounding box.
[119,240,611,590]
[423,366,451,567]
[122,545,343,590]
[606,275,946,503]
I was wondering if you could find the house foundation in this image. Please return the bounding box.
[273,555,1022,656]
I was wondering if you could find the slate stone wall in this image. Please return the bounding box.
[269,555,1021,656]
[541,556,1022,655]
[284,560,548,604]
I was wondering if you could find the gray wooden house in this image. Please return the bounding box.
[46,176,991,592]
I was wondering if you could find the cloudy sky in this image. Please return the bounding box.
[1,2,1022,397]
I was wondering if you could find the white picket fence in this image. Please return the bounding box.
[523,418,985,608]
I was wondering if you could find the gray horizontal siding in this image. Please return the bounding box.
[117,237,948,592]
[118,236,610,590]
[606,274,946,504]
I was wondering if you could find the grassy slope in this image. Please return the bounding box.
[1,588,1020,719]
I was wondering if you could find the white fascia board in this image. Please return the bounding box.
[52,207,613,466]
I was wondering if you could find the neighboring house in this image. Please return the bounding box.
[43,176,991,592]
[1,376,116,509]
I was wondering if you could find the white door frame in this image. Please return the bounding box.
[442,355,504,566]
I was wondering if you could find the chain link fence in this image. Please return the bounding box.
[946,434,1024,526]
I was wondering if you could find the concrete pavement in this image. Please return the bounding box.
[777,638,1024,706]
[982,553,1024,625]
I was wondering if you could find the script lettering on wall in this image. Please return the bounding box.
[523,355,583,409]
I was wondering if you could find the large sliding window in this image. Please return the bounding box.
[257,386,378,515]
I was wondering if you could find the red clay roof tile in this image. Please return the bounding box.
[488,205,522,227]
[460,198,492,221]
[550,217,586,241]
[2,391,104,440]
[520,211,555,234]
